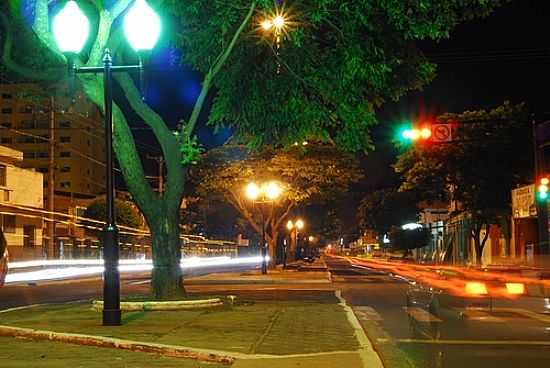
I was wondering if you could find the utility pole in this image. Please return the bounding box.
[48,96,55,258]
[147,155,164,195]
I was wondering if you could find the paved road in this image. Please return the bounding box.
[325,256,550,368]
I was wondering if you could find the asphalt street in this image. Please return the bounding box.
[325,256,550,368]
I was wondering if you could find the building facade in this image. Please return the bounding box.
[0,83,105,200]
[0,145,44,257]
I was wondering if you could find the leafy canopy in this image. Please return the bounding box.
[394,102,533,220]
[165,0,502,152]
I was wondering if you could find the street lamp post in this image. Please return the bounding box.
[53,0,161,326]
[286,218,304,261]
[246,181,282,274]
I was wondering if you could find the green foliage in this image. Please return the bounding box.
[358,188,418,236]
[179,135,204,165]
[84,198,142,229]
[395,102,532,216]
[165,0,502,152]
[389,226,431,251]
[194,144,363,206]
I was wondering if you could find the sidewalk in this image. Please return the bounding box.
[0,289,374,368]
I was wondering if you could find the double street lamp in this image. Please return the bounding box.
[53,0,161,326]
[245,181,282,274]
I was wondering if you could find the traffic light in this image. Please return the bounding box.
[400,126,432,142]
[538,177,549,201]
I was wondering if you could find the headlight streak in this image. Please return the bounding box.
[5,256,268,284]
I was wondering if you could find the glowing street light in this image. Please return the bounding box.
[246,182,261,200]
[52,0,161,327]
[272,15,286,30]
[244,181,284,274]
[52,1,90,53]
[124,0,162,52]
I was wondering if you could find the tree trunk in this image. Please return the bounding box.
[268,231,278,268]
[473,228,483,265]
[149,208,185,300]
[287,231,297,263]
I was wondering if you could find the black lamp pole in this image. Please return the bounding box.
[73,49,142,326]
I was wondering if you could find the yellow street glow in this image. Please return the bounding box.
[505,283,525,295]
[245,183,260,200]
[295,219,304,230]
[264,181,282,200]
[273,15,286,29]
[465,281,488,295]
[261,19,273,31]
[287,220,294,230]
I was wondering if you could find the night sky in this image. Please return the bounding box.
[127,0,550,193]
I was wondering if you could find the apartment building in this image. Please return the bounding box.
[0,145,44,256]
[0,83,106,206]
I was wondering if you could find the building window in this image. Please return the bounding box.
[1,137,12,144]
[3,214,16,233]
[37,167,48,173]
[1,108,12,114]
[19,120,35,129]
[60,151,71,158]
[36,151,48,158]
[1,122,11,128]
[23,151,35,159]
[60,136,71,143]
[0,165,6,186]
[35,120,49,129]
[87,139,91,146]
[3,190,9,202]
[1,93,12,99]
[19,106,33,114]
[16,136,35,144]
[60,121,71,128]
[60,181,71,189]
[60,166,71,173]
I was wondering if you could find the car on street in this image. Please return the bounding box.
[405,267,550,339]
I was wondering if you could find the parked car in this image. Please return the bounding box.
[0,228,8,287]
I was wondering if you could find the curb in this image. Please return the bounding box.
[184,278,330,285]
[0,324,236,365]
[335,290,384,368]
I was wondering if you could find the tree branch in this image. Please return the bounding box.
[182,0,257,138]
[0,11,61,81]
[79,75,157,215]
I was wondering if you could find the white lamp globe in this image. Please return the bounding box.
[124,0,161,51]
[53,1,90,53]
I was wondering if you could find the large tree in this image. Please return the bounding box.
[193,144,362,262]
[0,0,502,297]
[394,102,533,263]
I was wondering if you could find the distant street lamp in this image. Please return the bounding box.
[53,0,161,326]
[245,181,282,274]
[286,218,304,261]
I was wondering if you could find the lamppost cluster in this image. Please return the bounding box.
[52,0,161,326]
[245,181,283,274]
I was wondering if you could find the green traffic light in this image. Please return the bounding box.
[539,191,548,200]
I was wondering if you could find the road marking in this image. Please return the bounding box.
[492,307,550,324]
[335,291,384,368]
[403,307,442,323]
[397,338,550,346]
[462,310,504,322]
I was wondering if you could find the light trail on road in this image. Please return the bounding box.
[5,256,268,284]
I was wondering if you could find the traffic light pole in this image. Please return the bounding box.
[533,120,549,255]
